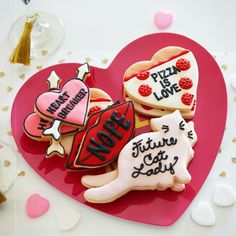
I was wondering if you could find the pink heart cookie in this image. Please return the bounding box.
[26,194,50,218]
[154,11,174,30]
[24,112,78,140]
[35,79,90,126]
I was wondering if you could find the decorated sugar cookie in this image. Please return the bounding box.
[124,91,196,119]
[35,63,90,127]
[123,46,198,112]
[66,101,135,170]
[81,118,197,192]
[83,110,197,203]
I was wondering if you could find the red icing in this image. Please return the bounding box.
[179,77,193,89]
[136,71,150,80]
[124,50,189,82]
[176,58,191,71]
[88,106,102,115]
[138,84,152,97]
[191,100,196,111]
[90,97,111,102]
[66,101,135,169]
[141,104,153,110]
[181,93,194,106]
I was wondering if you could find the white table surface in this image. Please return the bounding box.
[0,0,236,235]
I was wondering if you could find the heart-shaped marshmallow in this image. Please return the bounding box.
[35,79,90,126]
[191,202,215,226]
[123,46,198,112]
[154,11,174,30]
[26,194,50,218]
[212,184,236,207]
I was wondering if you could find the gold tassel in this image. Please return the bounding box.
[0,191,7,204]
[9,21,33,66]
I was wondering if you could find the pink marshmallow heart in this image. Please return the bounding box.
[26,194,50,218]
[154,11,174,30]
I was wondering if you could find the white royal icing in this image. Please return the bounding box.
[84,110,196,203]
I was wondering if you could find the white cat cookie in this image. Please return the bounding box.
[123,46,198,113]
[83,110,197,203]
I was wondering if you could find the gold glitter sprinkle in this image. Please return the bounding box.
[36,65,43,70]
[219,171,226,177]
[19,73,25,79]
[6,86,13,93]
[58,59,65,64]
[41,50,48,56]
[85,57,92,63]
[0,71,6,78]
[2,106,9,112]
[232,137,236,143]
[18,171,25,176]
[4,160,11,167]
[221,64,228,70]
[232,157,236,164]
[218,148,221,154]
[0,144,3,149]
[213,55,216,59]
[101,58,108,64]
[7,130,12,136]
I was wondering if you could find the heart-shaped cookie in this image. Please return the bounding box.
[12,33,226,226]
[24,112,78,140]
[123,46,198,112]
[35,79,90,126]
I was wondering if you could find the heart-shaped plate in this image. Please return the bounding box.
[11,33,227,226]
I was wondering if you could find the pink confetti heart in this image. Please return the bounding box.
[154,11,174,30]
[26,194,50,218]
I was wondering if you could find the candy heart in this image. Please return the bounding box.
[12,33,227,226]
[56,208,80,231]
[191,202,215,226]
[24,112,78,140]
[154,11,174,30]
[26,194,50,218]
[212,184,236,207]
[35,79,90,126]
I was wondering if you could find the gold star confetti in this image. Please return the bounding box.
[219,171,226,177]
[0,144,3,149]
[4,160,11,167]
[6,86,13,93]
[7,130,12,136]
[18,171,25,176]
[0,71,6,78]
[221,64,228,70]
[85,57,92,63]
[232,137,236,143]
[101,58,108,64]
[58,59,65,64]
[36,65,43,70]
[231,157,236,164]
[2,106,9,112]
[41,50,48,56]
[19,73,25,80]
[218,148,222,154]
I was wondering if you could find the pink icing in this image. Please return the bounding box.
[26,194,50,218]
[24,112,78,138]
[35,79,89,126]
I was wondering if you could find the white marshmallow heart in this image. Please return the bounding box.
[56,208,80,231]
[191,202,215,226]
[213,184,236,207]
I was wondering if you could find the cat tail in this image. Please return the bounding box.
[84,177,129,203]
[81,170,118,188]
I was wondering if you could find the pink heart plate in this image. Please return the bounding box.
[11,33,227,226]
